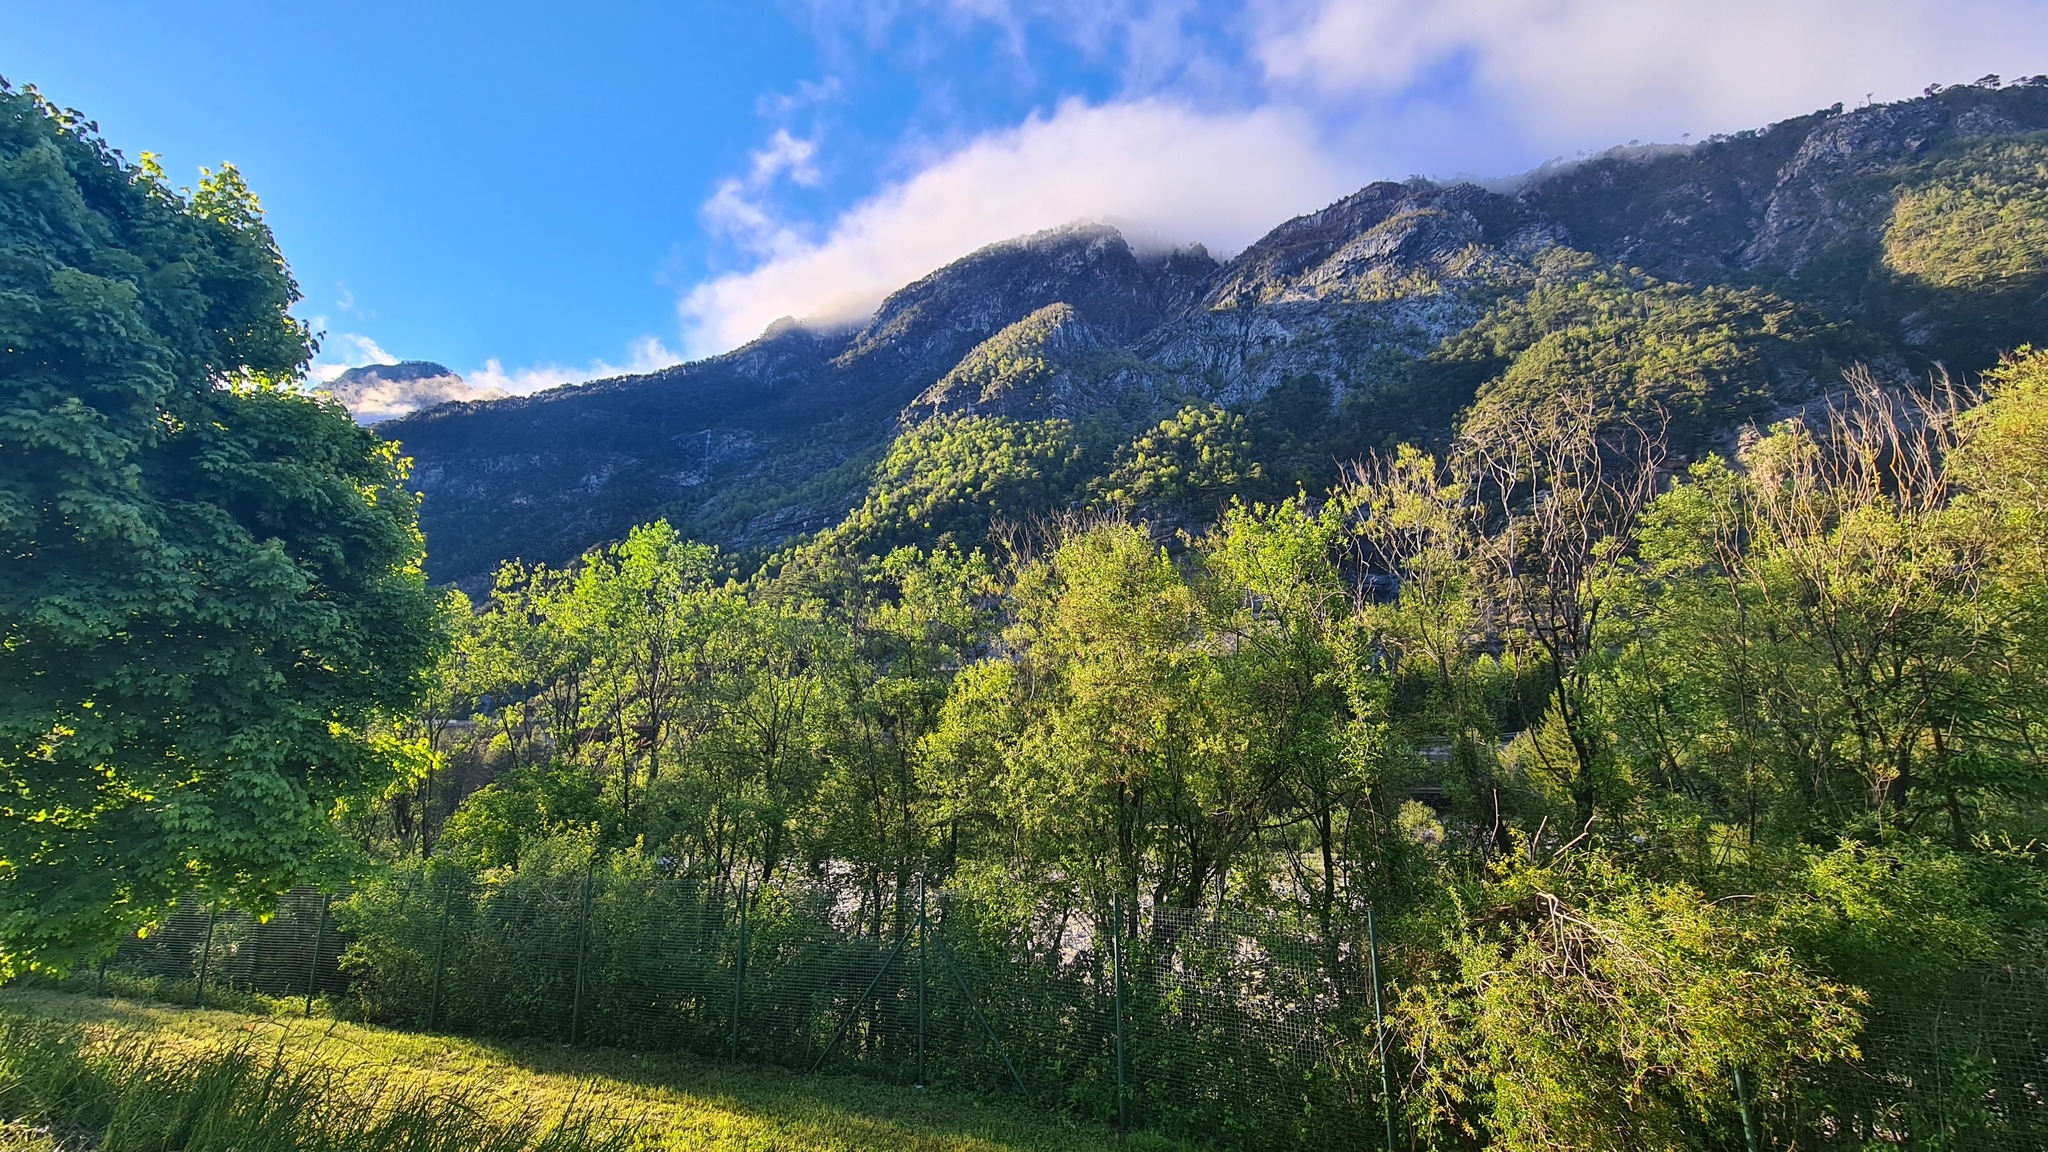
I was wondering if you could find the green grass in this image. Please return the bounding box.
[0,1010,627,1152]
[0,989,1177,1152]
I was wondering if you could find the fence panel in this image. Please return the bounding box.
[72,873,2045,1150]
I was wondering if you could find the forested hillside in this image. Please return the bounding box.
[332,75,2048,1148]
[363,349,2048,1148]
[385,78,2048,588]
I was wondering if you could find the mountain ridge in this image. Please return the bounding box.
[383,79,2048,587]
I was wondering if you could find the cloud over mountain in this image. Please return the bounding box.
[682,0,2047,358]
[1254,0,2048,145]
[679,97,1362,355]
[319,361,507,424]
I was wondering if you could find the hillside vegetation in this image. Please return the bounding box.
[338,346,2048,1148]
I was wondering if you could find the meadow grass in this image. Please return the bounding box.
[0,989,1177,1152]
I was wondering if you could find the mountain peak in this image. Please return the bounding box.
[320,360,506,424]
[831,220,1213,380]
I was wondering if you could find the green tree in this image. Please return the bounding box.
[812,546,993,921]
[1465,394,1666,830]
[1400,851,1863,1152]
[1098,403,1267,516]
[0,83,442,974]
[1199,497,1363,954]
[572,521,717,823]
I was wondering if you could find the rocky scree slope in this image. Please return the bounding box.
[383,81,2048,587]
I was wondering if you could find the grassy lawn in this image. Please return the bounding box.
[0,988,1178,1152]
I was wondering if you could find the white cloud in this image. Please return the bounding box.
[681,0,2038,359]
[307,327,682,421]
[680,96,1363,355]
[307,330,399,384]
[465,336,685,395]
[333,370,508,425]
[703,129,828,258]
[757,76,845,118]
[752,129,823,187]
[1254,0,2048,148]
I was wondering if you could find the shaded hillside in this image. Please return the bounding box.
[389,226,1213,584]
[385,79,2048,587]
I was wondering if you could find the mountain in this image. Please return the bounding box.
[322,361,505,424]
[389,227,1214,584]
[380,79,2048,588]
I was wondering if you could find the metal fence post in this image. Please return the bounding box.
[811,919,916,1074]
[1734,1067,1761,1152]
[245,910,264,994]
[1111,891,1128,1134]
[569,867,594,1046]
[428,877,453,1029]
[931,932,1028,1096]
[730,872,749,1064]
[194,905,217,1007]
[1368,904,1396,1152]
[304,893,331,1018]
[917,875,928,1088]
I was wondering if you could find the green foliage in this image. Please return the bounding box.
[388,365,2048,1140]
[918,302,1073,411]
[27,76,2048,1150]
[1451,266,1845,448]
[0,82,443,976]
[237,353,2048,1146]
[1097,404,1266,514]
[827,415,1087,552]
[1604,373,2045,843]
[1399,851,1863,1152]
[437,764,612,872]
[1885,135,2048,289]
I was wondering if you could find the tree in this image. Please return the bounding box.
[1400,851,1863,1152]
[1199,497,1359,955]
[1344,445,1508,858]
[0,82,442,974]
[1463,393,1666,830]
[573,522,716,822]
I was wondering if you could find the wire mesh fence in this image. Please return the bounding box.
[58,873,2048,1150]
[1765,966,2048,1150]
[95,887,343,1012]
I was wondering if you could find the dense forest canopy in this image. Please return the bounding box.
[357,348,2048,1148]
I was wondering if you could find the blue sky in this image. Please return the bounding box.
[10,1,2045,397]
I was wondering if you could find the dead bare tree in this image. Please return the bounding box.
[1742,367,1991,827]
[1461,393,1669,830]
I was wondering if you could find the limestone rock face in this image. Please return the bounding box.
[382,82,2048,588]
